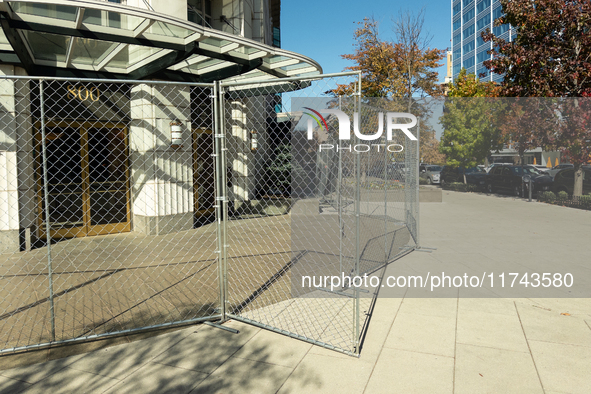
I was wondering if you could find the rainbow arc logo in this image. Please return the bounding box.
[302,107,329,132]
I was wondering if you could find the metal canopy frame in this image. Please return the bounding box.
[0,0,322,83]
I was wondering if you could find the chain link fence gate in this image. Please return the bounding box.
[0,73,419,356]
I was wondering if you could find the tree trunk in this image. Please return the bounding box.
[574,167,584,196]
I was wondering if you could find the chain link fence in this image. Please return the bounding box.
[0,73,419,356]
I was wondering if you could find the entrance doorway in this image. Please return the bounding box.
[37,121,131,238]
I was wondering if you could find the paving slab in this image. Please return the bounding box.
[456,308,530,353]
[454,343,544,394]
[192,357,293,394]
[18,367,121,394]
[232,327,312,368]
[0,374,31,394]
[151,320,260,374]
[364,347,454,394]
[528,340,591,394]
[102,362,208,394]
[65,327,194,380]
[515,304,591,348]
[277,353,374,394]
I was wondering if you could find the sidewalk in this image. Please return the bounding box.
[0,191,589,394]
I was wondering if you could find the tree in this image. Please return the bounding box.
[481,0,591,194]
[556,98,591,196]
[482,0,591,97]
[439,97,504,171]
[439,70,503,171]
[447,68,500,97]
[421,137,446,165]
[333,12,445,99]
[391,8,447,103]
[332,18,403,97]
[333,11,445,166]
[496,98,556,164]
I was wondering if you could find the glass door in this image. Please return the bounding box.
[39,126,86,238]
[86,125,130,236]
[38,122,130,238]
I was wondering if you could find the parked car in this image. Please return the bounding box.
[440,166,487,188]
[552,167,591,195]
[420,164,442,184]
[386,162,408,181]
[486,165,553,196]
[547,163,574,178]
[485,162,513,173]
[532,165,551,174]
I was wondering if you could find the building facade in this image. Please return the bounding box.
[0,0,321,253]
[451,0,512,82]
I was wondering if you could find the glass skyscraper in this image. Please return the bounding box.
[452,0,513,82]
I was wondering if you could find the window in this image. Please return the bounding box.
[463,24,475,38]
[463,0,474,7]
[453,32,461,46]
[477,50,489,63]
[463,40,475,53]
[454,47,461,60]
[273,27,281,48]
[477,35,486,47]
[477,14,490,30]
[188,0,212,27]
[453,63,462,76]
[453,19,461,31]
[453,2,461,16]
[477,67,489,78]
[463,56,475,68]
[477,0,490,14]
[493,23,510,36]
[493,6,503,21]
[463,7,475,24]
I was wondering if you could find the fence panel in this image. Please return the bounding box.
[219,74,420,355]
[0,77,221,352]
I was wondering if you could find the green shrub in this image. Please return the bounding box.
[540,191,556,202]
[266,144,306,196]
[442,182,479,192]
[579,195,591,206]
[419,177,429,185]
[557,191,568,200]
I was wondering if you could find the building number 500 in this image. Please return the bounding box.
[67,85,100,102]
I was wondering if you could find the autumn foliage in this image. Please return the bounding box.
[333,17,445,98]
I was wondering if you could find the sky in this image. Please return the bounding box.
[281,0,451,139]
[282,0,452,81]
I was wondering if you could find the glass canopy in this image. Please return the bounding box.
[0,0,322,83]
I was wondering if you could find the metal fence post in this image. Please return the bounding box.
[338,96,343,277]
[415,118,420,249]
[213,81,227,321]
[220,86,229,322]
[353,73,361,354]
[39,80,55,341]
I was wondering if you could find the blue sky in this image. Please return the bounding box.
[282,0,452,81]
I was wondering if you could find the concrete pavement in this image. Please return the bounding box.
[0,190,589,393]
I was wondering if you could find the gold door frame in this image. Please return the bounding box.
[193,128,215,216]
[36,120,131,239]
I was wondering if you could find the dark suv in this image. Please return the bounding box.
[440,166,487,188]
[486,165,553,196]
[552,167,591,195]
